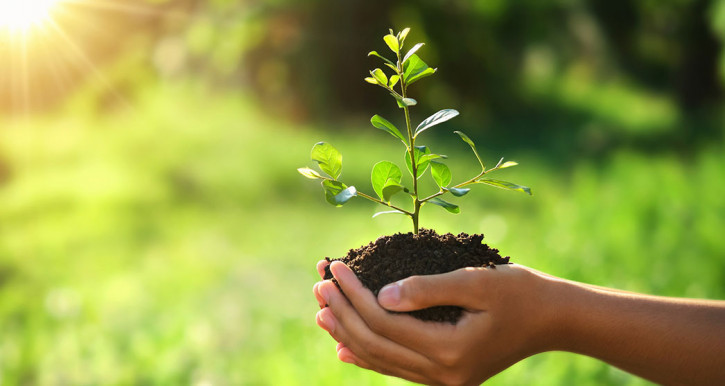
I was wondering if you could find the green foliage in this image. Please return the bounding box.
[310,142,342,180]
[371,161,404,202]
[299,28,531,233]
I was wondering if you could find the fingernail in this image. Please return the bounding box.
[329,261,346,280]
[378,282,401,307]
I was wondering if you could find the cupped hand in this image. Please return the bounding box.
[312,259,561,385]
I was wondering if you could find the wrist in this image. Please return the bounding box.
[518,267,581,355]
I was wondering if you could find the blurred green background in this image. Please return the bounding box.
[1,0,724,384]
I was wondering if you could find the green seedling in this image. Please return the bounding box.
[298,28,531,234]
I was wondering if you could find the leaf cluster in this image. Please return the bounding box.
[299,28,531,233]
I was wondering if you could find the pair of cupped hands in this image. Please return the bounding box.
[312,259,556,385]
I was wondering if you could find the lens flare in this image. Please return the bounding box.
[0,0,62,32]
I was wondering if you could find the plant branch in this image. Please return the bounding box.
[356,191,413,217]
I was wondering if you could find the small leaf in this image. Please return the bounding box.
[390,93,417,109]
[385,63,399,72]
[298,167,323,179]
[364,77,378,85]
[368,51,395,66]
[431,161,452,187]
[403,54,428,83]
[428,198,460,214]
[371,161,403,201]
[398,28,410,44]
[499,161,519,169]
[373,210,407,218]
[311,142,342,180]
[478,179,532,195]
[415,109,460,137]
[403,43,424,64]
[389,75,400,88]
[402,98,417,106]
[371,68,387,86]
[404,145,432,179]
[383,34,399,54]
[322,180,357,206]
[448,187,471,197]
[454,130,484,170]
[381,184,404,202]
[454,130,476,148]
[419,153,446,163]
[408,67,437,85]
[371,115,407,145]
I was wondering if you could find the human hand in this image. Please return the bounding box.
[312,260,561,385]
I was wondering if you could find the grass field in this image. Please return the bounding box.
[0,82,723,385]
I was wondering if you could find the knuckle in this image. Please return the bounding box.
[401,275,426,299]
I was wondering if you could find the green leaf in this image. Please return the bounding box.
[448,187,471,197]
[368,51,395,66]
[403,43,424,64]
[408,67,436,85]
[389,74,400,88]
[385,63,398,72]
[402,98,417,106]
[370,115,407,145]
[383,34,399,54]
[298,167,323,179]
[322,180,357,206]
[431,161,452,188]
[415,109,460,137]
[373,210,407,218]
[371,68,387,86]
[404,145,431,179]
[419,153,446,163]
[311,142,342,180]
[381,184,404,202]
[390,93,417,109]
[364,77,378,85]
[477,179,532,195]
[454,130,484,170]
[403,54,428,83]
[428,198,460,214]
[371,161,403,201]
[499,161,518,169]
[398,28,410,44]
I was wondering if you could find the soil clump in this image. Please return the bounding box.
[324,228,510,324]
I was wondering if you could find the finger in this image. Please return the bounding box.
[312,281,326,308]
[336,343,371,368]
[329,261,456,351]
[316,259,330,279]
[318,280,436,383]
[377,267,491,311]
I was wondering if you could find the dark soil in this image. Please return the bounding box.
[324,228,510,324]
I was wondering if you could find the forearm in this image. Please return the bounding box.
[547,278,725,384]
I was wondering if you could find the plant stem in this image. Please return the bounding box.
[401,84,420,234]
[356,191,413,217]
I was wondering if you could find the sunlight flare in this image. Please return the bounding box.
[0,0,62,32]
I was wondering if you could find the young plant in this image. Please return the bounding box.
[298,28,531,234]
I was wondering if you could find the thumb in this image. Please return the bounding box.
[377,268,487,312]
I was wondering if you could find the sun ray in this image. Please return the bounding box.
[45,18,135,111]
[61,0,171,17]
[1,0,187,115]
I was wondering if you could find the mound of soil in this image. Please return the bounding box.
[324,228,510,324]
